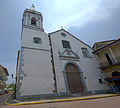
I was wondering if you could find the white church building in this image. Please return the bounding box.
[16,6,110,99]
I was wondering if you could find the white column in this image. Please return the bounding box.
[109,48,117,63]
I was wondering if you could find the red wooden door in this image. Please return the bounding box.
[65,63,83,93]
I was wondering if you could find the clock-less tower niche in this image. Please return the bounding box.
[16,5,55,98]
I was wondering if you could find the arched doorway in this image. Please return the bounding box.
[65,63,83,93]
[112,71,120,77]
[112,71,120,91]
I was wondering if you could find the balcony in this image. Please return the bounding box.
[100,56,120,70]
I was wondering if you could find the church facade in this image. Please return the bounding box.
[16,6,110,99]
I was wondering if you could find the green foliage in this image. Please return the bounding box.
[5,83,15,91]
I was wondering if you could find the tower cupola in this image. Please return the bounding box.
[22,4,44,32]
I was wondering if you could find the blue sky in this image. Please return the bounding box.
[0,0,120,83]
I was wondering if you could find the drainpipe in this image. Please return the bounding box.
[109,48,117,63]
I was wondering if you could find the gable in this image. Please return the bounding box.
[49,29,92,49]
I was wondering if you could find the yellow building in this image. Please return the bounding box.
[0,65,9,93]
[93,38,120,92]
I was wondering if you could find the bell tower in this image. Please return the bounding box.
[22,4,44,32]
[16,5,55,98]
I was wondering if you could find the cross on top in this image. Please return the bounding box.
[31,4,35,11]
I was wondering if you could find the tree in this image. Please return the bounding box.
[5,83,15,91]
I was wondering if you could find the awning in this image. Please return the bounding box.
[105,76,120,81]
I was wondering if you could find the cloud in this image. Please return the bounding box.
[42,0,102,32]
[64,0,120,29]
[91,0,120,22]
[68,0,120,46]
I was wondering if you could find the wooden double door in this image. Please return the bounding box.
[65,63,83,93]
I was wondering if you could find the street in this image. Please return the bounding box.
[1,96,120,108]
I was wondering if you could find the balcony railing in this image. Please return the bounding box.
[100,56,120,69]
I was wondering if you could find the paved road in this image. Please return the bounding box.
[1,96,120,108]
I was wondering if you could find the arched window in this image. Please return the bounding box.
[31,17,36,25]
[33,37,42,44]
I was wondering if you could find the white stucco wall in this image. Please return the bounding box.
[18,27,54,96]
[21,28,49,50]
[20,48,54,96]
[50,29,109,93]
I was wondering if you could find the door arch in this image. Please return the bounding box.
[112,71,120,91]
[112,71,120,77]
[65,63,83,93]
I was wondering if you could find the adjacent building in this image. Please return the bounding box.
[93,39,120,92]
[0,65,9,93]
[16,5,109,99]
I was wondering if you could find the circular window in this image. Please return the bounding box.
[61,32,67,37]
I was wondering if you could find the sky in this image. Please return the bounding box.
[0,0,120,84]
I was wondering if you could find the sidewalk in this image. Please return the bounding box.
[0,94,11,106]
[5,93,120,106]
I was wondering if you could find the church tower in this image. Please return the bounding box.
[16,5,55,98]
[22,4,44,32]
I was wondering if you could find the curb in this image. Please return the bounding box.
[5,94,120,106]
[4,94,13,105]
